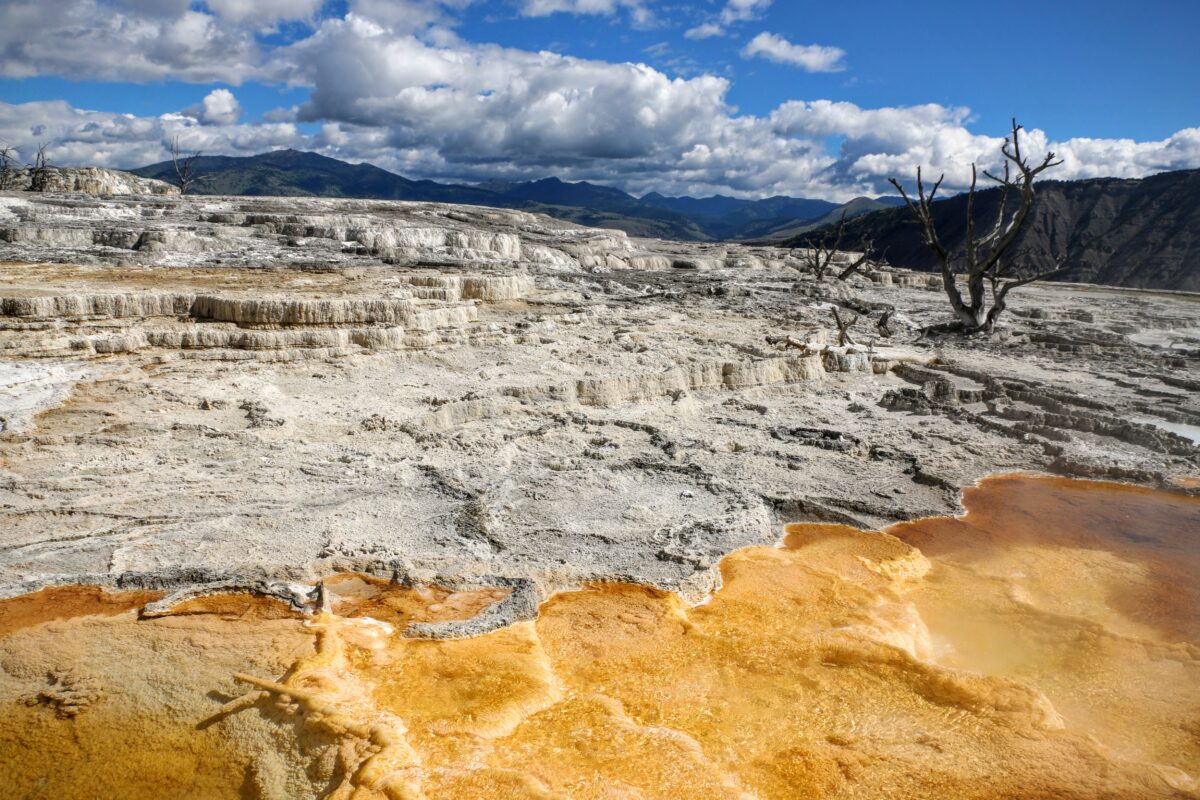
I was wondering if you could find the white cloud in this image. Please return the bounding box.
[686,0,768,40]
[280,17,734,170]
[347,0,478,34]
[742,32,846,72]
[195,89,243,126]
[205,0,323,25]
[1051,128,1200,180]
[720,0,771,24]
[518,0,652,26]
[685,23,724,40]
[0,100,305,169]
[0,0,262,83]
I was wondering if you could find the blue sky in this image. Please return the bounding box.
[0,0,1197,199]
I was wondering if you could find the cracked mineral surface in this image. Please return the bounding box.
[0,190,1197,798]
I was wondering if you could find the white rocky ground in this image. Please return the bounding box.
[1,189,1197,632]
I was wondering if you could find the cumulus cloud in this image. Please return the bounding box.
[191,89,244,126]
[280,16,735,170]
[0,99,305,169]
[0,0,261,83]
[742,32,846,72]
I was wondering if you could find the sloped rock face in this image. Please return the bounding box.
[0,191,1196,623]
[3,167,179,196]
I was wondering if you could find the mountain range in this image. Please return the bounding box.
[132,149,901,242]
[781,169,1200,292]
[132,150,1199,292]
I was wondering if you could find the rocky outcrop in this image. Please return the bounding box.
[4,166,179,196]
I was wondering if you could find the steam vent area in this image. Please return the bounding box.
[1,191,1199,799]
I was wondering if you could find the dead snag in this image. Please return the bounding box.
[876,310,894,338]
[0,144,16,189]
[888,118,1064,333]
[170,136,203,195]
[29,144,51,191]
[831,307,858,347]
[801,210,874,281]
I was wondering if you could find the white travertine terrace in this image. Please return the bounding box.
[0,189,1196,629]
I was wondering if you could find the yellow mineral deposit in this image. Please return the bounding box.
[0,474,1197,799]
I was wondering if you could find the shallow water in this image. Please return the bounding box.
[1,474,1197,799]
[1133,415,1200,445]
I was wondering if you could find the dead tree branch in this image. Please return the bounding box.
[888,118,1063,333]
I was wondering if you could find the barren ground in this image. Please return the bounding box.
[0,191,1197,627]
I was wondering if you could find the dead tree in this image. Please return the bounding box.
[29,144,51,192]
[888,119,1064,333]
[801,210,874,281]
[876,310,895,338]
[831,307,858,346]
[170,136,202,195]
[0,144,15,190]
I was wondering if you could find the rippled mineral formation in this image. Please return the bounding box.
[1,474,1196,799]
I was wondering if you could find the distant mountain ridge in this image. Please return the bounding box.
[131,149,893,242]
[781,169,1200,292]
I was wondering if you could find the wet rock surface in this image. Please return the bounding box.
[0,190,1197,619]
